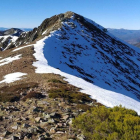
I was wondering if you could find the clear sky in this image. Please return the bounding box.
[0,0,140,29]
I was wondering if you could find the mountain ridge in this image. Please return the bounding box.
[0,11,140,114]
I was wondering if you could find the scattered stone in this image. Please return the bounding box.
[57,123,63,127]
[77,134,85,140]
[40,122,48,127]
[63,115,69,120]
[22,123,30,128]
[11,125,18,130]
[50,112,56,117]
[56,131,64,134]
[43,114,50,119]
[68,118,73,125]
[35,117,41,123]
[28,127,37,134]
[47,119,55,124]
[50,127,56,134]
[2,131,11,137]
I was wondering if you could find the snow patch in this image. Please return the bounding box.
[0,72,27,84]
[0,54,22,66]
[12,44,34,52]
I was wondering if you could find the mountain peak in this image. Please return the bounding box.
[0,12,140,115]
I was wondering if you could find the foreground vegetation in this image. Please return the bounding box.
[0,77,140,140]
[73,105,140,140]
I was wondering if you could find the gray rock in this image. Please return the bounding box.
[28,127,37,134]
[50,127,56,134]
[56,131,64,134]
[43,114,50,119]
[77,134,85,140]
[2,131,11,137]
[47,119,55,124]
[62,115,69,120]
[35,117,41,123]
[11,125,18,130]
[50,112,56,117]
[22,123,30,128]
[40,122,48,127]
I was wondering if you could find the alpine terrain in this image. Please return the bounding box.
[0,11,140,139]
[0,28,23,51]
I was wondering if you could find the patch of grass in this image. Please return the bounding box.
[0,82,38,93]
[0,92,20,102]
[48,80,92,104]
[22,91,45,101]
[48,79,64,83]
[0,82,38,102]
[49,86,92,103]
[76,104,93,112]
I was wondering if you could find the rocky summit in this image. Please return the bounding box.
[0,11,140,139]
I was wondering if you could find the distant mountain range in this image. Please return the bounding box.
[0,27,32,32]
[108,28,140,48]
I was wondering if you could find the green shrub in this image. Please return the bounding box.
[49,88,91,103]
[48,79,64,83]
[76,104,92,112]
[73,106,140,140]
[48,78,92,104]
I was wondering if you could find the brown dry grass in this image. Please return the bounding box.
[0,45,35,82]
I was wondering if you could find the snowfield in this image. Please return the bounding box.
[0,72,27,84]
[0,54,22,66]
[33,32,140,115]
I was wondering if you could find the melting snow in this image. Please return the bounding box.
[12,44,34,52]
[0,72,27,84]
[33,31,140,115]
[0,54,22,66]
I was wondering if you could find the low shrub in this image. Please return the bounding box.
[48,79,64,83]
[48,78,92,104]
[73,105,140,140]
[0,82,38,102]
[0,92,20,102]
[22,91,44,101]
[49,88,91,103]
[76,104,92,112]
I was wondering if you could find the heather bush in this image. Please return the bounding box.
[73,106,140,140]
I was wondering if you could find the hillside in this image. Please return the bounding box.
[0,11,140,139]
[0,11,140,113]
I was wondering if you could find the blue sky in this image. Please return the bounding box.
[0,0,140,29]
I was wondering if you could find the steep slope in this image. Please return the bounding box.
[34,12,140,98]
[0,11,140,114]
